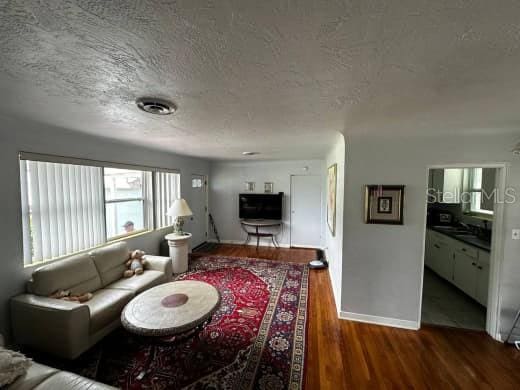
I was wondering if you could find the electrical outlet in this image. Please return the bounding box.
[512,229,520,240]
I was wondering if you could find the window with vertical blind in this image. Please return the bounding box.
[19,153,182,266]
[155,171,181,228]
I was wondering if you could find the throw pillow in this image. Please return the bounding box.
[0,347,32,386]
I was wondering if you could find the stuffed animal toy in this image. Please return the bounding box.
[50,290,93,303]
[124,249,147,278]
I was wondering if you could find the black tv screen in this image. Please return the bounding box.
[239,193,283,220]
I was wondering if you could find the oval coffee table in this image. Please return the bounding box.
[122,280,220,336]
[121,280,221,379]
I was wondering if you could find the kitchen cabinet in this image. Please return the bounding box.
[425,229,490,307]
[476,251,490,306]
[453,250,478,297]
[429,168,463,203]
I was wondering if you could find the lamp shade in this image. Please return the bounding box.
[166,198,193,218]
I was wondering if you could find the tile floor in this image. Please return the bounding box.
[421,267,486,330]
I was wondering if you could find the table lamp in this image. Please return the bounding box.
[167,198,193,235]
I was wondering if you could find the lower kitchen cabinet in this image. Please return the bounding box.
[476,251,490,306]
[453,250,478,297]
[425,229,490,307]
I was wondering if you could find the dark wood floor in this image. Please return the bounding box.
[194,243,520,389]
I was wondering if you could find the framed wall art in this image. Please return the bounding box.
[245,182,255,192]
[364,185,405,225]
[264,182,273,193]
[327,164,337,236]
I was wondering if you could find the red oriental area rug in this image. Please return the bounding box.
[55,255,309,389]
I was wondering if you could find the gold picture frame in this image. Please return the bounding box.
[364,185,405,225]
[327,164,337,236]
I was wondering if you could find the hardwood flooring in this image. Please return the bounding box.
[193,243,520,389]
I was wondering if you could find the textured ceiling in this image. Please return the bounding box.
[1,1,520,160]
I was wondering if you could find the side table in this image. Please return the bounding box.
[164,233,192,273]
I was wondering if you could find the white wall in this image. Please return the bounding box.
[0,115,210,339]
[209,159,325,247]
[341,133,520,336]
[324,133,345,311]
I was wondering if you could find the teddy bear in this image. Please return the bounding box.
[50,289,93,303]
[124,249,147,278]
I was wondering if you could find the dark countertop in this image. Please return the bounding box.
[428,226,491,252]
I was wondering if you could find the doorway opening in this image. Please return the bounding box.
[419,164,506,338]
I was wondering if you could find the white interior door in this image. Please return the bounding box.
[290,175,322,248]
[187,174,207,248]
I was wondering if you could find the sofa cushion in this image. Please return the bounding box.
[85,289,134,333]
[30,253,102,296]
[7,362,57,390]
[89,242,130,287]
[106,270,165,294]
[33,370,116,390]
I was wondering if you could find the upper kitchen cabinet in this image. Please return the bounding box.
[429,168,463,204]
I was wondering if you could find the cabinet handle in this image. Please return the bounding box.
[471,262,476,266]
[478,266,483,270]
[434,244,440,249]
[462,248,467,252]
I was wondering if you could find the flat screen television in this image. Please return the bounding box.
[239,193,283,220]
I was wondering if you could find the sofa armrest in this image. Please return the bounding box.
[144,255,173,281]
[10,294,90,359]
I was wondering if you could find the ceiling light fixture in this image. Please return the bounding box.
[136,97,176,115]
[242,151,259,156]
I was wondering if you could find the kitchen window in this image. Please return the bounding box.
[19,153,180,266]
[464,168,495,216]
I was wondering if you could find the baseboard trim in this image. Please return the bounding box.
[339,311,420,330]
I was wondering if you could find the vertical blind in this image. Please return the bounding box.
[155,171,180,228]
[20,160,105,265]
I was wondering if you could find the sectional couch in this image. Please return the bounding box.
[10,242,172,359]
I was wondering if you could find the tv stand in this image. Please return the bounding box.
[240,219,282,249]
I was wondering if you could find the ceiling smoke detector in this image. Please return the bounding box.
[136,97,176,115]
[242,151,259,156]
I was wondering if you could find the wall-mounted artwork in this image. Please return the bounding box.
[364,185,405,225]
[264,182,273,193]
[327,164,337,236]
[245,182,255,192]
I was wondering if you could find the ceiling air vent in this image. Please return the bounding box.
[136,97,176,115]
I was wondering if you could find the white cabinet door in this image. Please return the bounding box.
[429,237,453,280]
[453,251,478,298]
[476,251,490,307]
[437,242,454,281]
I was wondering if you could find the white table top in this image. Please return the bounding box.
[241,219,282,227]
[165,232,192,241]
[121,280,220,336]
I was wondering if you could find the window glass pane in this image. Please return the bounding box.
[105,200,144,238]
[104,168,144,200]
[471,168,483,190]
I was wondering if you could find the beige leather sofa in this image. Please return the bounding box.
[11,242,172,359]
[7,361,117,390]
